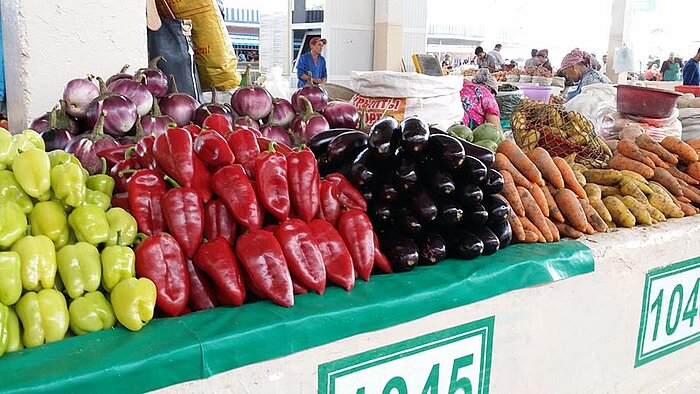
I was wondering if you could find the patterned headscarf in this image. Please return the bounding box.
[473,68,498,93]
[561,49,592,70]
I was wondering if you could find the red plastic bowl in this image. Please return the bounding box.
[616,85,682,119]
[675,85,700,97]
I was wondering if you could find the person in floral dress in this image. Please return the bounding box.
[460,68,502,129]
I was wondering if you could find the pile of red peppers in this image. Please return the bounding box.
[104,113,390,315]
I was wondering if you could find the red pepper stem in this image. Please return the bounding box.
[119,169,137,177]
[166,122,178,128]
[266,141,278,154]
[124,146,137,160]
[134,232,149,245]
[163,175,182,188]
[100,157,108,175]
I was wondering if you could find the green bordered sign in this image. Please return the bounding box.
[318,316,494,394]
[636,257,700,367]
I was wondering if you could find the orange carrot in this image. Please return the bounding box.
[555,222,584,239]
[518,186,553,242]
[494,153,531,187]
[681,185,700,205]
[552,157,587,199]
[554,188,589,233]
[529,184,549,217]
[678,201,697,216]
[609,155,655,179]
[617,138,655,168]
[661,136,699,162]
[686,162,700,183]
[640,149,669,169]
[523,230,540,243]
[652,167,683,196]
[546,217,560,242]
[497,140,544,186]
[527,147,565,189]
[636,134,678,164]
[688,139,700,151]
[508,214,526,242]
[500,170,525,217]
[542,185,565,223]
[579,198,608,233]
[667,166,699,186]
[519,216,546,243]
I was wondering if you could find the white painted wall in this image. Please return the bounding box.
[1,0,148,132]
[402,0,427,72]
[323,0,375,86]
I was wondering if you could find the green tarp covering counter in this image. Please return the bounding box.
[0,241,593,393]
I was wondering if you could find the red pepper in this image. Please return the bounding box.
[212,165,264,230]
[372,232,393,274]
[161,177,204,258]
[184,124,202,138]
[254,143,290,222]
[325,173,368,212]
[318,180,341,226]
[127,169,168,236]
[256,137,293,156]
[307,219,355,291]
[292,280,308,295]
[153,127,195,187]
[185,259,218,311]
[97,144,135,167]
[111,157,141,194]
[193,237,247,307]
[135,233,190,316]
[111,192,130,211]
[191,155,213,203]
[203,199,237,245]
[194,129,235,169]
[232,125,262,138]
[287,148,320,222]
[202,113,232,135]
[134,135,160,171]
[226,129,260,177]
[337,209,375,282]
[274,219,326,294]
[235,229,293,307]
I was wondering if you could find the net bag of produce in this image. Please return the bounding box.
[159,0,241,91]
[511,99,612,168]
[350,71,463,130]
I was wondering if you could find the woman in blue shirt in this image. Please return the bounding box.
[297,37,327,88]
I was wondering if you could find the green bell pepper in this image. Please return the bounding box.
[101,245,135,292]
[0,202,27,249]
[69,205,110,245]
[68,291,115,335]
[15,289,69,347]
[106,208,138,246]
[51,162,86,207]
[0,252,22,306]
[12,148,51,199]
[12,235,57,291]
[56,242,101,299]
[84,189,111,211]
[19,130,46,151]
[110,277,156,331]
[0,170,34,214]
[29,201,71,250]
[0,303,8,357]
[86,158,115,198]
[0,128,13,170]
[48,150,80,168]
[5,307,22,353]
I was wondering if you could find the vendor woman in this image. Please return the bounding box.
[460,68,502,130]
[560,49,612,100]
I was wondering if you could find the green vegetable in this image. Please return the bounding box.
[15,289,69,347]
[472,123,504,144]
[69,291,116,335]
[446,124,473,142]
[473,139,499,152]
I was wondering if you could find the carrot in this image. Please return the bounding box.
[508,214,526,242]
[661,136,699,163]
[518,186,553,242]
[494,153,531,187]
[667,166,699,186]
[500,170,525,217]
[678,201,698,216]
[686,162,700,183]
[554,188,589,233]
[617,138,656,168]
[555,222,584,239]
[523,230,540,243]
[552,157,587,199]
[527,147,565,189]
[652,167,683,196]
[529,184,549,217]
[519,216,546,243]
[579,198,608,233]
[497,140,544,186]
[681,185,700,205]
[688,139,700,151]
[678,196,692,203]
[636,134,678,164]
[609,155,654,179]
[640,149,669,169]
[546,217,560,242]
[542,185,565,223]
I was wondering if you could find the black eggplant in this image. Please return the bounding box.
[436,198,464,228]
[460,155,488,184]
[393,156,419,192]
[326,131,369,165]
[307,128,357,156]
[429,126,446,135]
[483,194,510,224]
[488,220,513,249]
[423,164,456,197]
[368,117,400,160]
[455,183,484,206]
[481,168,505,194]
[418,233,448,266]
[392,207,423,237]
[465,225,500,255]
[400,117,430,154]
[462,203,488,225]
[427,133,466,170]
[442,230,484,260]
[378,182,401,202]
[370,202,393,228]
[409,187,438,223]
[317,152,336,176]
[381,232,420,272]
[348,148,376,188]
[455,137,495,167]
[361,188,374,203]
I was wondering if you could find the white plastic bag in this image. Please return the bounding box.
[261,66,292,100]
[350,71,464,130]
[564,83,618,136]
[614,45,635,73]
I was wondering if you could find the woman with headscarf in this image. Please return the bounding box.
[460,68,502,130]
[560,49,612,100]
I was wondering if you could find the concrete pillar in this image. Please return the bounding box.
[373,0,404,72]
[1,0,148,132]
[606,0,631,83]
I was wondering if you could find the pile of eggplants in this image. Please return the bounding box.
[309,116,513,272]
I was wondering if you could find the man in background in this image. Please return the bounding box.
[525,49,539,67]
[297,37,328,88]
[475,46,498,73]
[683,48,700,86]
[489,44,505,71]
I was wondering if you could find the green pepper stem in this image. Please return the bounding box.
[100,157,108,175]
[116,230,122,246]
[124,146,136,160]
[134,233,149,245]
[163,175,181,188]
[118,169,137,177]
[266,141,278,154]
